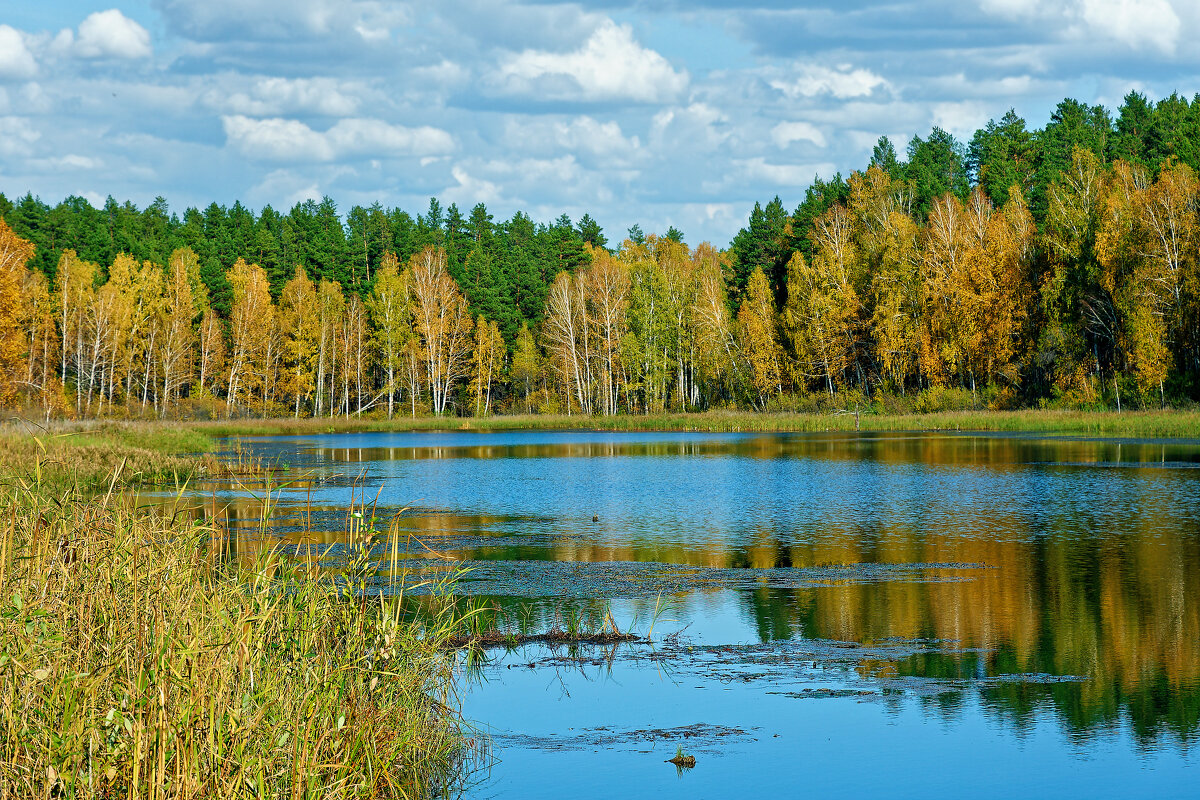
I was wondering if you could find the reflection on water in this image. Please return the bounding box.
[139,430,1200,790]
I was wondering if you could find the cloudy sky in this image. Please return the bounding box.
[1,0,1198,245]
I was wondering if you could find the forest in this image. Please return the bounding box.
[1,91,1199,419]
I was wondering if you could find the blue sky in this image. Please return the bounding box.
[1,0,1198,246]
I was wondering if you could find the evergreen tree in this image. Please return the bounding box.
[729,196,789,302]
[968,110,1036,207]
[905,127,969,220]
[870,136,901,177]
[576,213,607,249]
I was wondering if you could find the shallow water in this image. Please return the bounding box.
[146,429,1200,797]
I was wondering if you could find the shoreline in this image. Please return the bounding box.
[13,408,1199,442]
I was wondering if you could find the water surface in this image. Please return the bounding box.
[152,430,1200,798]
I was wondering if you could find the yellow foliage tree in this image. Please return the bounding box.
[737,266,781,405]
[471,316,505,415]
[409,247,473,415]
[0,220,35,406]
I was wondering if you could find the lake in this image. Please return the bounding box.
[153,429,1200,798]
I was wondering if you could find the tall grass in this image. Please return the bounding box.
[0,478,473,799]
[184,408,1200,439]
[0,422,213,494]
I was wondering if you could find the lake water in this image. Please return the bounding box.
[155,430,1200,798]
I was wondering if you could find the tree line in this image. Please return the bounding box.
[1,91,1199,418]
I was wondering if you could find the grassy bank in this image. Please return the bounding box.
[0,428,472,799]
[0,422,214,494]
[177,408,1200,439]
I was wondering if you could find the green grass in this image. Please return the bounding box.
[0,421,214,495]
[176,408,1200,439]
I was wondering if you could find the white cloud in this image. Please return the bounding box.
[495,20,688,103]
[55,154,102,170]
[736,157,837,187]
[72,10,153,59]
[977,0,1181,53]
[1078,0,1179,54]
[214,77,362,116]
[249,169,324,208]
[650,102,729,153]
[506,116,641,160]
[770,64,889,100]
[443,165,503,206]
[0,26,37,80]
[0,116,40,158]
[771,121,827,149]
[931,101,992,139]
[223,115,455,162]
[978,0,1046,18]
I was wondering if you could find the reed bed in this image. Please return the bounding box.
[176,408,1200,439]
[0,481,473,799]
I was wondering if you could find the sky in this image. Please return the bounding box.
[1,0,1199,246]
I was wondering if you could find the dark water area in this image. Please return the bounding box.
[141,430,1200,798]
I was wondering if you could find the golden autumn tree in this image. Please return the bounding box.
[510,321,540,413]
[1041,146,1106,399]
[0,220,35,407]
[367,253,412,418]
[54,250,97,413]
[1132,159,1197,402]
[158,248,201,411]
[867,211,922,391]
[691,243,738,402]
[315,279,345,417]
[980,188,1035,392]
[588,247,630,415]
[225,258,274,409]
[196,309,225,399]
[280,265,318,416]
[849,166,920,392]
[784,205,861,396]
[21,269,62,414]
[470,316,505,415]
[126,259,166,410]
[337,295,369,416]
[543,270,593,414]
[737,265,781,405]
[920,194,970,387]
[409,246,473,415]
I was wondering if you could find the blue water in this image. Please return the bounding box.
[168,430,1200,798]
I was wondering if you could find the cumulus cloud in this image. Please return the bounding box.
[222,115,455,162]
[494,20,688,103]
[771,121,827,149]
[63,10,154,60]
[0,26,37,80]
[977,0,1181,54]
[443,165,504,206]
[505,116,641,161]
[736,157,837,187]
[1077,0,1180,54]
[152,0,408,41]
[769,64,890,100]
[211,77,363,117]
[0,116,40,157]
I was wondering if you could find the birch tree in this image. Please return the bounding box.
[409,246,473,415]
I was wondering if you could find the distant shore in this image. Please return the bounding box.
[12,408,1197,443]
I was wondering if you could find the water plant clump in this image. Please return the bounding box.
[667,746,696,769]
[445,599,643,650]
[0,480,475,799]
